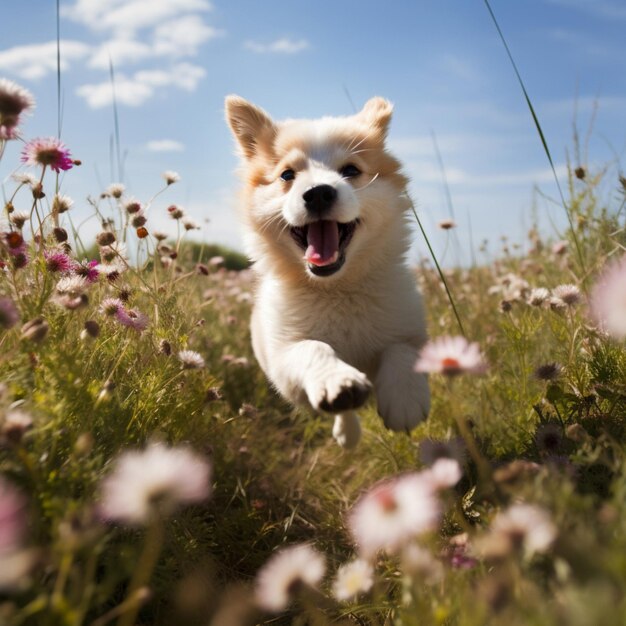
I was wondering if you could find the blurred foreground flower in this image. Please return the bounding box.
[178,350,205,369]
[332,558,374,601]
[0,296,20,329]
[255,543,325,612]
[415,335,487,377]
[0,78,35,140]
[99,442,212,525]
[21,136,73,173]
[589,255,626,339]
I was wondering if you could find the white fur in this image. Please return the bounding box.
[225,96,430,446]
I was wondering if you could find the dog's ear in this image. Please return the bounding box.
[225,95,276,160]
[359,97,393,140]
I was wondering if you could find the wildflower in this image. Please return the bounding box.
[424,458,462,490]
[96,231,116,247]
[167,204,185,220]
[438,219,456,230]
[20,317,48,343]
[535,422,563,454]
[162,171,180,185]
[485,503,556,558]
[131,212,147,228]
[10,212,28,230]
[53,227,68,243]
[182,217,200,231]
[1,410,33,445]
[255,544,326,612]
[106,183,125,199]
[589,255,626,339]
[552,284,581,307]
[488,273,529,302]
[99,441,212,525]
[44,250,73,273]
[332,558,374,601]
[99,297,124,316]
[115,307,148,332]
[123,199,142,214]
[21,137,73,173]
[419,437,465,467]
[51,194,73,215]
[415,336,487,377]
[0,78,35,140]
[348,473,441,557]
[574,166,586,180]
[54,275,89,310]
[153,230,168,242]
[0,297,20,329]
[3,231,26,256]
[82,320,100,339]
[527,287,550,307]
[178,350,205,369]
[74,259,99,283]
[533,362,562,381]
[11,172,38,187]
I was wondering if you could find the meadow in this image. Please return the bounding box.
[2,75,626,626]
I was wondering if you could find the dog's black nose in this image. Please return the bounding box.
[303,184,337,216]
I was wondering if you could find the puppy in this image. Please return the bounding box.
[225,96,429,447]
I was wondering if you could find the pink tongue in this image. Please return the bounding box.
[305,220,339,267]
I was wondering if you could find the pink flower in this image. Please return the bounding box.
[100,297,124,316]
[115,307,149,333]
[348,473,441,557]
[415,336,487,377]
[99,442,212,525]
[74,260,100,283]
[21,137,73,173]
[589,255,626,339]
[44,251,73,273]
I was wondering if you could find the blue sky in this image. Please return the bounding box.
[1,0,625,264]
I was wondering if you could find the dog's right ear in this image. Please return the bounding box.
[225,95,277,160]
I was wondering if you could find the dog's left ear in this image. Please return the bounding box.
[225,95,277,160]
[359,97,393,140]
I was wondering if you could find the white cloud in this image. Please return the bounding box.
[0,40,91,80]
[146,139,185,152]
[153,15,222,57]
[76,63,205,108]
[88,38,153,69]
[244,38,309,54]
[61,0,213,35]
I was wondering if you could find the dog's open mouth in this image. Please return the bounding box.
[290,220,358,277]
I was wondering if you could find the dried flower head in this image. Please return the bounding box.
[438,219,456,230]
[527,287,550,307]
[162,171,180,185]
[552,284,581,307]
[533,362,562,381]
[9,212,29,230]
[332,558,374,601]
[182,217,200,231]
[153,231,168,242]
[96,231,116,247]
[123,199,142,214]
[589,255,626,339]
[0,78,35,139]
[52,194,73,215]
[178,350,205,369]
[167,204,186,220]
[106,183,125,199]
[415,336,487,377]
[21,137,73,172]
[255,544,326,612]
[535,422,563,454]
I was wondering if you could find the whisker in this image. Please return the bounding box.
[353,172,379,192]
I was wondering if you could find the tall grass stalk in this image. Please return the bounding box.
[108,57,124,183]
[483,0,587,281]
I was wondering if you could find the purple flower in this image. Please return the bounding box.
[44,251,73,273]
[0,79,35,140]
[115,307,149,333]
[74,259,100,283]
[21,137,74,173]
[0,297,20,329]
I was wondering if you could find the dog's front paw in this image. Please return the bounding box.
[377,371,430,432]
[307,366,372,413]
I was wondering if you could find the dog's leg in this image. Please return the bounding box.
[332,411,362,448]
[375,343,430,432]
[270,340,372,413]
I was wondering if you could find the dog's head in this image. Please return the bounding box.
[225,96,410,283]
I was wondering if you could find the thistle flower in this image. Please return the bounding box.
[131,212,147,228]
[106,183,125,199]
[533,362,562,381]
[51,194,73,215]
[0,297,20,329]
[99,441,212,525]
[96,231,116,247]
[332,558,374,601]
[9,212,28,230]
[100,297,124,316]
[348,473,441,558]
[182,217,200,231]
[167,204,186,220]
[589,255,626,339]
[255,544,326,612]
[162,171,180,185]
[178,350,205,369]
[0,78,35,140]
[115,307,149,333]
[21,137,73,173]
[74,260,99,283]
[527,287,550,307]
[415,336,487,377]
[153,231,168,242]
[44,250,73,273]
[11,172,38,187]
[123,199,142,214]
[552,284,581,307]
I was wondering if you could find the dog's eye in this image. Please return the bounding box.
[340,164,361,178]
[280,169,296,182]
